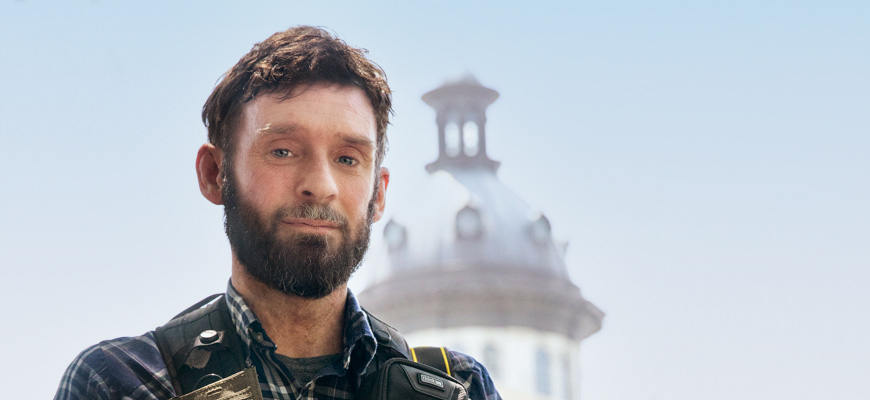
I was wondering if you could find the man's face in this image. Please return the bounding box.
[221,84,387,298]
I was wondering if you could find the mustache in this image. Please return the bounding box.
[278,203,347,226]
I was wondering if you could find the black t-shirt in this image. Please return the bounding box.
[273,353,343,386]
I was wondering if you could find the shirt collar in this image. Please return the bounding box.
[224,281,378,374]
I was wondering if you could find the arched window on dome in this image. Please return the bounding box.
[383,220,407,252]
[529,215,552,246]
[535,347,551,395]
[455,205,483,240]
[482,343,499,379]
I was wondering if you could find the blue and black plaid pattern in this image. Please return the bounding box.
[54,283,501,399]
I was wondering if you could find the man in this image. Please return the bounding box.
[55,26,500,400]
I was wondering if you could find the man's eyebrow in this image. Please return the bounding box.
[339,134,375,149]
[256,123,299,136]
[257,123,374,153]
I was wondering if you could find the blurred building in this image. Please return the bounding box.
[359,76,603,400]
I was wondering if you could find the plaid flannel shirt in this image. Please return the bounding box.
[54,283,501,399]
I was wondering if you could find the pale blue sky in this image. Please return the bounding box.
[1,1,868,399]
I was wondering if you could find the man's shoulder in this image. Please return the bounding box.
[443,349,502,400]
[55,332,174,400]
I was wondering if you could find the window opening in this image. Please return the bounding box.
[444,123,460,157]
[462,121,479,156]
[535,347,551,395]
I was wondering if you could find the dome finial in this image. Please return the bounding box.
[422,76,501,174]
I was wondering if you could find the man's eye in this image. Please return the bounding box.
[272,149,292,158]
[337,155,357,166]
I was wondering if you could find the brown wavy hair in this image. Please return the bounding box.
[202,26,392,165]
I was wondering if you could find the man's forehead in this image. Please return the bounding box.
[253,84,375,120]
[240,85,377,143]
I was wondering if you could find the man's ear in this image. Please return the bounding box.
[372,167,390,223]
[196,144,224,205]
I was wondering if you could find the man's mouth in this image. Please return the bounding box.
[282,218,342,230]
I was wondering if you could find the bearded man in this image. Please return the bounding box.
[54,26,500,400]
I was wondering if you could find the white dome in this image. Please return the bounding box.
[382,166,569,279]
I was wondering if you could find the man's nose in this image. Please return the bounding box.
[296,157,338,203]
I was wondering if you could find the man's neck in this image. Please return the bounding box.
[231,260,346,359]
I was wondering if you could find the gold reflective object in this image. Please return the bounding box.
[172,367,262,400]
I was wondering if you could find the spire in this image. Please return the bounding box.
[422,75,501,173]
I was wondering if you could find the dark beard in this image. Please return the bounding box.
[222,168,376,299]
